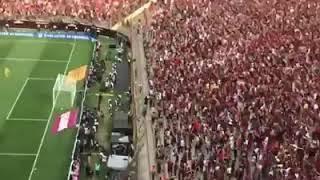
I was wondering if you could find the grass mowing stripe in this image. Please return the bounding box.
[28,40,76,180]
[0,153,37,156]
[6,78,29,120]
[7,118,48,122]
[0,57,68,63]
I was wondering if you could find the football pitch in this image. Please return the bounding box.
[0,36,94,180]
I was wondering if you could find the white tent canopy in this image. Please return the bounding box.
[118,136,129,143]
[107,155,130,171]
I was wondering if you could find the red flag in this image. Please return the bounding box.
[51,109,79,134]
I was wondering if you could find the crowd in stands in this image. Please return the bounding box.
[0,0,148,26]
[145,0,320,179]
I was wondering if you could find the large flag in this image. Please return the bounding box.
[51,109,79,134]
[67,65,88,82]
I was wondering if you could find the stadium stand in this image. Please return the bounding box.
[145,0,320,180]
[4,0,320,179]
[0,0,148,26]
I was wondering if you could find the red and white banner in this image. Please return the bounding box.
[51,109,79,134]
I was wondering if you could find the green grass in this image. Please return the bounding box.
[0,155,34,180]
[99,36,118,62]
[0,122,45,153]
[9,80,53,119]
[0,36,94,180]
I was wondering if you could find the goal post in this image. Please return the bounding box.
[53,74,77,109]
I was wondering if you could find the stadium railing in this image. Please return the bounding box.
[0,19,131,180]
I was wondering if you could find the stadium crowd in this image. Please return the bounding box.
[0,0,148,25]
[145,0,320,180]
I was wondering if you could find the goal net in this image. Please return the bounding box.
[53,74,77,110]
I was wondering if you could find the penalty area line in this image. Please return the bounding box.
[7,118,48,122]
[6,77,55,120]
[6,78,29,120]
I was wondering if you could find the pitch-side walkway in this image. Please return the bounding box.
[112,2,157,180]
[132,28,156,180]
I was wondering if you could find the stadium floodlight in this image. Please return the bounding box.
[53,74,77,109]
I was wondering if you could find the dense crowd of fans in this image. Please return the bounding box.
[0,0,148,25]
[146,0,320,179]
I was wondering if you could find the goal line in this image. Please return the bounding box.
[7,118,48,122]
[28,40,77,180]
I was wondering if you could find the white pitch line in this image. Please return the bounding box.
[0,57,67,63]
[63,41,77,75]
[0,153,37,156]
[7,118,48,122]
[28,40,76,180]
[28,77,55,81]
[6,78,29,120]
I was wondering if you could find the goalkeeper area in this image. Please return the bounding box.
[0,36,94,180]
[53,74,77,110]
